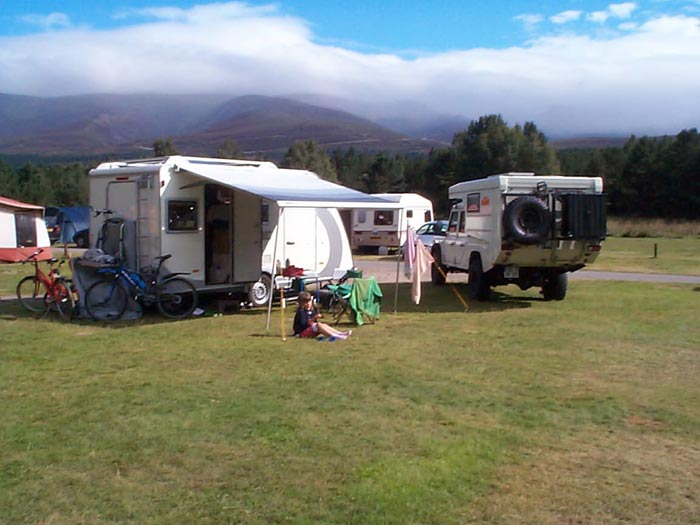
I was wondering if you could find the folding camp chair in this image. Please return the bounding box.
[321,268,362,324]
[326,274,383,326]
[347,277,382,326]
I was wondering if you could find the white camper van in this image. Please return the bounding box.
[88,156,390,301]
[431,173,606,301]
[351,193,433,252]
[246,202,354,306]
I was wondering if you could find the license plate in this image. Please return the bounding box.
[504,265,519,278]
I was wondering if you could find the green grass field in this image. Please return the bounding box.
[592,237,700,275]
[2,278,699,524]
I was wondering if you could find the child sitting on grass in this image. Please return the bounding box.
[293,291,352,340]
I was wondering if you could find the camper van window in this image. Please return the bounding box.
[458,211,466,232]
[374,210,394,226]
[168,200,198,232]
[406,210,413,218]
[467,193,480,213]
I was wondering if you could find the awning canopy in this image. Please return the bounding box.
[175,158,401,209]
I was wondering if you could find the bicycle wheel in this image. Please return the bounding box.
[51,278,75,322]
[84,279,129,321]
[17,276,48,314]
[155,277,198,319]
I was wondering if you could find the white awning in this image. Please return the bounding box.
[175,157,400,209]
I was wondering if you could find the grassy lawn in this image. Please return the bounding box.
[592,237,700,275]
[1,280,699,524]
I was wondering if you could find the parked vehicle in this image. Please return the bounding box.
[431,173,606,301]
[88,156,396,302]
[350,193,433,252]
[415,220,448,247]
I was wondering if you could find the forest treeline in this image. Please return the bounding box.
[1,114,698,219]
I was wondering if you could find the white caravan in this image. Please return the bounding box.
[431,173,606,301]
[88,156,388,301]
[350,193,433,251]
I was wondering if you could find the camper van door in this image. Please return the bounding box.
[233,191,262,283]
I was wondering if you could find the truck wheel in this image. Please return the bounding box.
[503,196,551,245]
[468,256,491,301]
[248,274,271,307]
[542,272,568,301]
[431,246,446,285]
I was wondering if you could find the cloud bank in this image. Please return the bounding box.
[1,1,699,137]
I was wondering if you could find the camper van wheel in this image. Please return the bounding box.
[249,274,272,307]
[431,246,446,285]
[468,256,491,301]
[542,272,568,301]
[503,196,552,245]
[156,277,198,319]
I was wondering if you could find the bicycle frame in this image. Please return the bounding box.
[17,249,73,319]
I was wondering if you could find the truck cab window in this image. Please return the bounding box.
[448,211,460,233]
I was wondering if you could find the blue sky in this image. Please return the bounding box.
[1,1,700,136]
[3,0,697,51]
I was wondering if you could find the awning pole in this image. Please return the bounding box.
[266,206,284,331]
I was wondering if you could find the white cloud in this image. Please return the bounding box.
[514,14,544,31]
[1,3,699,137]
[609,3,637,19]
[588,10,611,23]
[19,12,71,30]
[588,3,637,23]
[550,10,583,24]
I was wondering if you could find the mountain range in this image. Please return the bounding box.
[0,93,452,159]
[0,93,628,160]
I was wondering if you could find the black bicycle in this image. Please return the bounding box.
[83,254,198,321]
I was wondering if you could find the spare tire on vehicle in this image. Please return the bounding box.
[503,196,552,245]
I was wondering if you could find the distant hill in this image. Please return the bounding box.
[0,93,446,158]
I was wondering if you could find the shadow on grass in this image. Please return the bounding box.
[0,281,540,327]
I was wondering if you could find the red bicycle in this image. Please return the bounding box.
[16,249,76,321]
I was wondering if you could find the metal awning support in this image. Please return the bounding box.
[265,206,284,331]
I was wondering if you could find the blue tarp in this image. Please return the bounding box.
[46,206,90,243]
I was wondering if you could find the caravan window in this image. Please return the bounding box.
[374,210,394,226]
[406,210,413,218]
[168,200,198,232]
[424,210,432,222]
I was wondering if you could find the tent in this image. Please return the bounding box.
[45,206,90,244]
[0,196,53,263]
